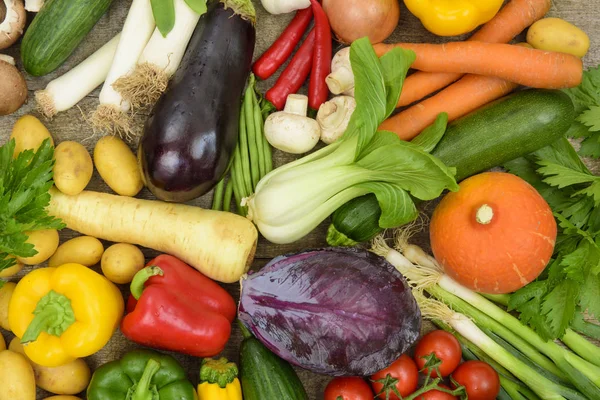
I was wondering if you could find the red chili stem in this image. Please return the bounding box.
[252,7,314,80]
[308,0,332,110]
[265,29,316,110]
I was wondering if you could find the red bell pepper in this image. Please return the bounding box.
[121,254,236,357]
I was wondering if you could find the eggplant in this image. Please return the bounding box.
[139,0,255,202]
[238,247,421,376]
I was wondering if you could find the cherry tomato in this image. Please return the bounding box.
[418,384,457,400]
[371,354,419,399]
[324,377,373,400]
[451,360,500,400]
[414,330,461,377]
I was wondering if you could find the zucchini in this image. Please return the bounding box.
[326,89,575,246]
[239,323,308,400]
[21,0,114,76]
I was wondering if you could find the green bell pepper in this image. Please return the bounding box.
[87,349,196,400]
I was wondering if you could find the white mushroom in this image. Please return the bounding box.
[264,94,321,154]
[0,0,26,50]
[24,0,43,12]
[325,47,355,97]
[316,96,356,144]
[0,54,27,115]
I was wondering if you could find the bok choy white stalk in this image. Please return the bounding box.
[245,38,458,244]
[90,0,155,137]
[113,0,202,108]
[35,33,120,119]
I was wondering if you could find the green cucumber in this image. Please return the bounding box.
[239,322,308,400]
[326,89,575,246]
[21,0,113,76]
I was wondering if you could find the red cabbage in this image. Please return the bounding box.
[238,247,421,376]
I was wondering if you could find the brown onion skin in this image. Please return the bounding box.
[323,0,400,44]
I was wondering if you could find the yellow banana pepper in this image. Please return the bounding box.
[198,358,243,400]
[8,263,123,367]
[404,0,503,37]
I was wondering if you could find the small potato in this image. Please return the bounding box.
[44,397,82,400]
[53,141,93,196]
[16,229,59,265]
[94,136,143,196]
[10,115,54,157]
[527,17,590,58]
[49,236,104,268]
[101,243,145,284]
[10,338,91,395]
[0,282,16,331]
[0,256,24,278]
[0,334,5,351]
[0,350,36,400]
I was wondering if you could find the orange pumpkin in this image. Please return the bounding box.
[429,172,556,294]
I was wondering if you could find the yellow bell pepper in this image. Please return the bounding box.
[8,263,123,367]
[404,0,503,37]
[197,358,243,400]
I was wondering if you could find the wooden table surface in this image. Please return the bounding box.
[1,1,599,398]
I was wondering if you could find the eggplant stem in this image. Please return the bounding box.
[221,0,256,25]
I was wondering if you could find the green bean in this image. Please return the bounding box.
[238,106,253,195]
[250,91,267,179]
[244,87,260,190]
[231,146,247,216]
[211,178,225,210]
[222,178,234,213]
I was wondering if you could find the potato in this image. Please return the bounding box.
[0,282,16,331]
[53,141,93,196]
[0,256,24,278]
[9,338,91,395]
[0,334,5,351]
[0,350,36,400]
[49,236,104,268]
[527,17,590,58]
[94,136,143,196]
[10,115,54,156]
[16,229,59,265]
[101,243,145,284]
[44,397,82,400]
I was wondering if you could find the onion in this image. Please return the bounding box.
[322,0,399,44]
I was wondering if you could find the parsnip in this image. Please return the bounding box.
[47,187,258,283]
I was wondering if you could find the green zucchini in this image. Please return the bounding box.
[21,0,114,76]
[326,89,575,246]
[239,323,308,400]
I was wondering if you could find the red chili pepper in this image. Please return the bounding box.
[253,7,314,80]
[121,254,236,357]
[308,0,332,110]
[266,29,316,110]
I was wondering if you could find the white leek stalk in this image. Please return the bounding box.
[114,0,201,108]
[35,34,120,119]
[91,0,155,137]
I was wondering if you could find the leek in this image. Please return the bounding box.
[246,38,458,244]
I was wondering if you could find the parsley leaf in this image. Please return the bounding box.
[0,139,64,272]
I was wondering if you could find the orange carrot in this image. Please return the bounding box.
[391,0,551,107]
[376,41,582,89]
[379,75,519,140]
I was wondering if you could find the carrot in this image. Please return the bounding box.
[379,75,519,140]
[47,187,258,283]
[392,0,552,107]
[375,41,582,89]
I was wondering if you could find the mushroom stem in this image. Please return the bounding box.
[326,66,354,95]
[0,54,15,65]
[316,96,356,144]
[283,94,309,116]
[476,204,494,225]
[24,0,43,11]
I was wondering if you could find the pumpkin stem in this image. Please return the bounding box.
[476,204,494,225]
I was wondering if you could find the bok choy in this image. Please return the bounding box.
[246,38,458,244]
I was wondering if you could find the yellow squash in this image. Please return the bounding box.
[404,0,503,37]
[8,263,123,367]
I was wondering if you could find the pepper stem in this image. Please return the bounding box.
[130,266,164,300]
[476,204,494,225]
[200,357,239,388]
[21,290,75,344]
[130,359,161,400]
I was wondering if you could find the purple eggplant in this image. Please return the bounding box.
[238,247,421,376]
[139,1,255,202]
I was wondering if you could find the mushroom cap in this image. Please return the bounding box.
[0,0,26,50]
[0,58,27,115]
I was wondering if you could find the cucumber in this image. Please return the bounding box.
[326,89,575,246]
[239,323,307,400]
[21,0,114,76]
